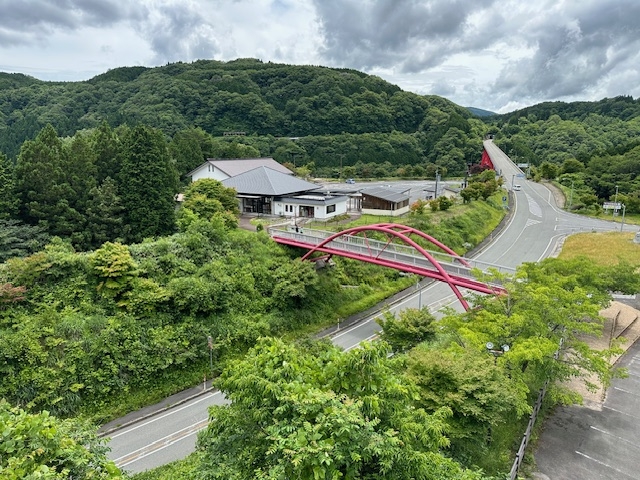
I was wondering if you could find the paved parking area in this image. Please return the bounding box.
[534,339,640,479]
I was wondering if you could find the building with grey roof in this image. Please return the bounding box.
[188,157,292,182]
[219,167,347,220]
[360,186,410,216]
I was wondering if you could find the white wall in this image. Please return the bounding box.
[190,164,229,182]
[273,199,348,219]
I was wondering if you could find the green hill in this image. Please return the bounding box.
[0,59,474,159]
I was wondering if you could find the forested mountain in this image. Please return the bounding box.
[487,95,640,214]
[0,58,478,165]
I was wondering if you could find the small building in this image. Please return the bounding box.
[424,185,460,200]
[188,157,292,182]
[221,166,347,220]
[360,186,410,216]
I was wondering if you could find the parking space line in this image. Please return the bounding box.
[602,405,640,420]
[613,386,640,398]
[575,451,635,479]
[590,426,640,449]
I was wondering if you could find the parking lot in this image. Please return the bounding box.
[534,338,640,479]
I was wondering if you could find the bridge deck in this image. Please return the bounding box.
[269,226,514,289]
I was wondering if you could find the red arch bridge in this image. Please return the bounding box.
[268,223,515,311]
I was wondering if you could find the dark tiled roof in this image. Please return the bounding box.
[360,186,410,203]
[222,167,321,196]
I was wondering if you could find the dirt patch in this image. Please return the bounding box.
[563,300,640,409]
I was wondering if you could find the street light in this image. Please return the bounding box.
[621,204,626,232]
[486,342,510,363]
[614,185,619,216]
[511,174,516,190]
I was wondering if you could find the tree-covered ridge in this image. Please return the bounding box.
[0,59,473,160]
[487,96,640,214]
[493,95,640,123]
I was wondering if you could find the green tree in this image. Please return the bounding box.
[0,152,18,219]
[445,259,630,403]
[405,346,528,470]
[0,399,121,479]
[92,121,122,184]
[182,178,240,216]
[85,177,127,248]
[0,219,50,262]
[377,307,437,353]
[539,161,559,180]
[118,125,178,242]
[197,338,483,480]
[169,127,215,182]
[89,242,139,299]
[14,124,67,227]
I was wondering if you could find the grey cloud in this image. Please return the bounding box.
[0,0,146,44]
[312,0,498,71]
[493,0,640,105]
[138,3,222,64]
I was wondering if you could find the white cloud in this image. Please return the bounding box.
[0,0,637,112]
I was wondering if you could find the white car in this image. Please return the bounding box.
[513,184,522,191]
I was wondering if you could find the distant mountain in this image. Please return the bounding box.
[466,106,496,117]
[0,58,474,159]
[491,96,639,122]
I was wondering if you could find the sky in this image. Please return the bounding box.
[1,0,639,114]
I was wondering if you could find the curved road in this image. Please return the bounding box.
[107,140,631,473]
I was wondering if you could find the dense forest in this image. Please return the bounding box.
[488,96,640,213]
[0,58,482,178]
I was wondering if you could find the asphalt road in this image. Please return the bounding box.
[106,140,634,473]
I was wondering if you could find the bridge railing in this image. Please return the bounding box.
[269,227,515,281]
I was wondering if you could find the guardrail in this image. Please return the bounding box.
[269,227,515,282]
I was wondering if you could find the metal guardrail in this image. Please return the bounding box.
[509,338,563,479]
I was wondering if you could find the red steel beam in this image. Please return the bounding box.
[272,224,504,310]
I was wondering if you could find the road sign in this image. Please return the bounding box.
[603,202,622,210]
[516,173,525,178]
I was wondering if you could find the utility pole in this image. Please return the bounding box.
[568,181,574,210]
[614,185,619,216]
[434,167,439,199]
[207,335,214,381]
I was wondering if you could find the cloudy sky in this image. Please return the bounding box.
[1,0,639,113]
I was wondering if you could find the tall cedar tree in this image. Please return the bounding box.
[92,121,122,184]
[118,125,178,243]
[14,124,84,238]
[0,152,18,219]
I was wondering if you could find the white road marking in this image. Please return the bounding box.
[590,426,640,449]
[116,419,208,467]
[109,391,223,439]
[575,451,635,479]
[613,386,640,398]
[602,405,640,420]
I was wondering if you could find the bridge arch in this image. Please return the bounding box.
[299,223,477,310]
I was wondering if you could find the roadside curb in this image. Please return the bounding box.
[98,383,217,438]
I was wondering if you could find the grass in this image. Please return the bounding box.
[558,231,640,266]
